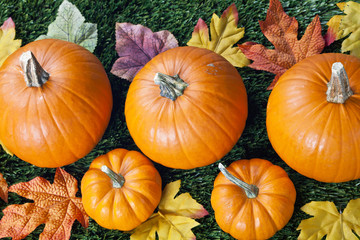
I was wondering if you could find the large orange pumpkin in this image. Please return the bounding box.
[125,46,248,169]
[0,39,112,168]
[81,148,162,231]
[211,159,296,240]
[267,53,360,182]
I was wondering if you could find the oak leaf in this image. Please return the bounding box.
[0,168,89,240]
[297,199,360,240]
[130,180,209,240]
[325,1,360,58]
[187,3,249,68]
[238,0,325,90]
[0,172,8,203]
[0,17,21,67]
[37,0,97,52]
[111,22,178,81]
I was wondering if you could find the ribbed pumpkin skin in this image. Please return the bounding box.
[125,46,248,169]
[0,39,112,168]
[211,159,296,240]
[81,148,162,231]
[267,53,360,182]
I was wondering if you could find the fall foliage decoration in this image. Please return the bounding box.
[37,0,97,52]
[81,148,162,231]
[0,168,89,240]
[297,199,360,240]
[130,180,209,240]
[238,0,325,90]
[187,3,249,68]
[0,17,21,67]
[125,46,248,169]
[0,39,113,168]
[111,22,178,81]
[325,1,360,58]
[267,53,360,183]
[211,159,296,240]
[0,172,8,203]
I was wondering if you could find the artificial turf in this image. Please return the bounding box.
[0,0,359,239]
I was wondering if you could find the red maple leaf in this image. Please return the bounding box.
[0,168,88,240]
[238,0,325,89]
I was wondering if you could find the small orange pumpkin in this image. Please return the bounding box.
[0,39,112,168]
[125,46,248,169]
[81,148,162,231]
[267,53,360,182]
[211,159,296,240]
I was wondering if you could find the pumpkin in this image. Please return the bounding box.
[125,46,248,169]
[81,148,162,231]
[0,39,112,168]
[211,159,296,240]
[266,53,360,182]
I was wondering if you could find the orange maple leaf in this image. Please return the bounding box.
[0,172,8,203]
[0,168,88,240]
[238,0,325,90]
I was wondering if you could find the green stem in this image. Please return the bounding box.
[218,163,259,199]
[101,165,125,188]
[154,73,188,101]
[326,62,353,104]
[19,50,50,87]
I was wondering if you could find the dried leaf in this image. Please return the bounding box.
[0,17,21,67]
[36,0,97,52]
[0,168,89,240]
[325,1,360,57]
[0,172,8,203]
[238,0,325,90]
[187,3,249,68]
[111,22,178,81]
[297,199,360,240]
[130,180,208,240]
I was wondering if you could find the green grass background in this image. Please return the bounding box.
[0,0,359,239]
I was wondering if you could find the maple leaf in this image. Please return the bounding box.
[37,0,97,52]
[297,199,360,240]
[238,0,325,90]
[111,22,178,81]
[187,3,249,68]
[130,180,209,240]
[0,172,8,203]
[0,168,89,240]
[0,17,21,67]
[325,1,360,58]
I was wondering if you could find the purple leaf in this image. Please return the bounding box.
[111,22,178,81]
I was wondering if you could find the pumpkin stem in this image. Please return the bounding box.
[19,50,50,87]
[326,62,353,104]
[101,165,125,188]
[218,163,259,199]
[154,73,188,101]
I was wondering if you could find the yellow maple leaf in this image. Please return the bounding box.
[325,1,360,57]
[297,199,360,240]
[187,3,249,68]
[130,180,208,240]
[0,17,21,67]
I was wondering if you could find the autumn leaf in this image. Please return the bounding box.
[130,180,209,240]
[325,1,360,58]
[0,172,8,203]
[0,17,21,67]
[111,22,178,81]
[0,168,89,240]
[37,0,97,52]
[297,199,360,240]
[187,3,249,68]
[238,0,325,90]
